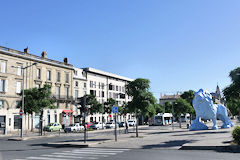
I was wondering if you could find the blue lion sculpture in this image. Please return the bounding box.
[189,89,234,131]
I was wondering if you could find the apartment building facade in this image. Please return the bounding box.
[0,46,74,134]
[82,67,133,123]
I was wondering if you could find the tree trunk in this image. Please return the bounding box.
[135,110,138,137]
[40,110,43,136]
[31,114,34,132]
[179,116,182,128]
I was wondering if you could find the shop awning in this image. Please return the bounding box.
[62,110,73,113]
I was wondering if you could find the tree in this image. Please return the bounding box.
[173,98,194,128]
[19,84,56,135]
[104,98,116,114]
[155,104,164,114]
[126,78,156,137]
[85,94,102,115]
[223,67,240,116]
[164,101,173,113]
[180,90,195,106]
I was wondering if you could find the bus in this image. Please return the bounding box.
[149,113,173,126]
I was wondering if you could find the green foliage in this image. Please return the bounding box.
[104,98,116,114]
[180,90,195,106]
[232,126,240,145]
[223,67,240,116]
[164,102,172,113]
[126,78,156,116]
[20,84,56,114]
[85,94,102,115]
[173,98,194,118]
[155,104,164,114]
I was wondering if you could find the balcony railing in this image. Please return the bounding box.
[51,95,73,101]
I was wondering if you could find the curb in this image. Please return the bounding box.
[180,145,240,152]
[46,142,89,148]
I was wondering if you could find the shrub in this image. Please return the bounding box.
[232,126,240,145]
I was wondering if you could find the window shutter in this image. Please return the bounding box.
[16,82,21,93]
[5,80,8,92]
[1,62,6,73]
[0,79,2,92]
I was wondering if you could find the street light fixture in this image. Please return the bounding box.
[12,62,37,138]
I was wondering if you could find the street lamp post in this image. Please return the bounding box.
[171,102,177,131]
[12,62,37,138]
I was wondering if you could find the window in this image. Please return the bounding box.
[14,115,21,129]
[75,81,78,87]
[109,84,113,90]
[47,70,51,81]
[101,83,104,89]
[16,82,21,94]
[84,83,87,88]
[109,92,112,98]
[0,100,4,108]
[16,101,20,108]
[99,82,101,89]
[0,60,6,73]
[36,68,41,79]
[65,87,69,98]
[90,81,93,88]
[116,86,118,91]
[122,87,125,92]
[17,66,22,76]
[0,79,7,92]
[47,110,50,125]
[65,73,69,83]
[74,70,78,76]
[57,72,61,82]
[56,86,60,98]
[54,110,57,123]
[102,91,104,98]
[90,90,96,96]
[75,90,79,100]
[119,86,121,92]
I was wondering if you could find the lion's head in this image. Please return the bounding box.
[193,89,217,119]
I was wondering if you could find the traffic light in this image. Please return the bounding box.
[78,95,87,113]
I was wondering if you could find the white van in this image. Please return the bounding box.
[128,119,136,126]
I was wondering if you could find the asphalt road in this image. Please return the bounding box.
[2,147,240,160]
[1,124,240,160]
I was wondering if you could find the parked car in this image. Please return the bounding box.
[85,122,93,129]
[90,122,105,130]
[106,122,118,129]
[43,123,62,132]
[128,120,136,126]
[64,123,84,133]
[119,122,125,127]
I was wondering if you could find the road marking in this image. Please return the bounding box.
[53,152,109,157]
[26,157,68,160]
[61,151,117,155]
[12,148,130,160]
[41,154,97,159]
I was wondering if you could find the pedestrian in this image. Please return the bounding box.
[125,121,128,134]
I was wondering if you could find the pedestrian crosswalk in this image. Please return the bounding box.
[12,148,130,160]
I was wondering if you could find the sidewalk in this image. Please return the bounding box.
[4,121,240,152]
[49,120,240,153]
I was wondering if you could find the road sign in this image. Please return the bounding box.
[19,109,23,116]
[112,106,118,113]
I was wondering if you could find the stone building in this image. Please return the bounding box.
[0,46,74,134]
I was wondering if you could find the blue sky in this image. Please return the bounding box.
[1,0,240,98]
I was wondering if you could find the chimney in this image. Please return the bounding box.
[41,51,47,58]
[24,47,28,54]
[64,57,68,64]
